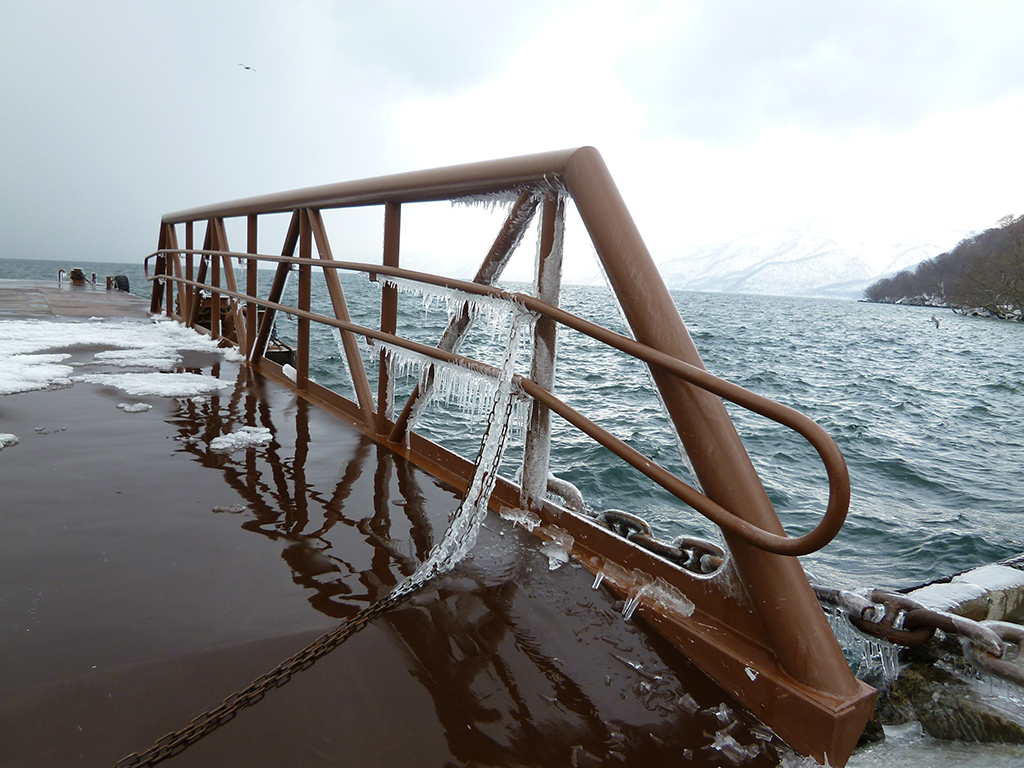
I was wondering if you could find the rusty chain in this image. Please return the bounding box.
[113,308,529,767]
[814,585,1024,685]
[597,509,724,574]
[112,581,423,767]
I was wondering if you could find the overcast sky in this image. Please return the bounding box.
[2,0,1024,281]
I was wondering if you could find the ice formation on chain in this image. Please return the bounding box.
[391,311,529,596]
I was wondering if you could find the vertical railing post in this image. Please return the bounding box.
[184,221,194,321]
[297,210,312,387]
[150,226,167,315]
[161,223,178,320]
[212,218,245,350]
[252,211,300,364]
[377,201,401,434]
[246,214,258,359]
[521,193,565,511]
[209,220,221,341]
[388,190,541,444]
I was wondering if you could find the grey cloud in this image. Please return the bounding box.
[620,0,1024,144]
[320,0,572,96]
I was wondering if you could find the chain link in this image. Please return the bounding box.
[814,584,1024,685]
[112,583,421,767]
[596,510,724,574]
[113,308,531,767]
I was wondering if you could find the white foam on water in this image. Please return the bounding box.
[210,426,273,453]
[846,720,1024,767]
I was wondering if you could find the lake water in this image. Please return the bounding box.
[3,256,1023,766]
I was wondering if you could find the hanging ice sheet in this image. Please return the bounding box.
[391,310,530,593]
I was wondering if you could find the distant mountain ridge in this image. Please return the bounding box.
[653,216,969,299]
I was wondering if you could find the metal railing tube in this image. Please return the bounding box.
[146,262,847,555]
[561,147,861,698]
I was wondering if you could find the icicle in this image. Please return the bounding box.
[622,569,654,622]
[372,339,531,438]
[329,327,357,394]
[377,276,532,346]
[451,189,524,212]
[499,506,541,532]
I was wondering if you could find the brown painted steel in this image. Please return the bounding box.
[387,189,541,444]
[307,209,375,426]
[559,149,859,701]
[251,211,299,365]
[377,201,401,434]
[185,221,194,321]
[246,215,258,359]
[297,210,312,386]
[151,148,873,766]
[148,251,850,556]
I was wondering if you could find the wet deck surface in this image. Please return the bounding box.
[0,279,151,318]
[0,285,789,767]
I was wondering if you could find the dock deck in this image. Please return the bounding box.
[0,281,790,767]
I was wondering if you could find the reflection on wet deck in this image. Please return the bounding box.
[1,348,789,766]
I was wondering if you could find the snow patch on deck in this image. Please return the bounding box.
[210,426,273,453]
[0,317,239,396]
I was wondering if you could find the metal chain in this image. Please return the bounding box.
[596,509,725,574]
[112,582,423,767]
[814,585,1024,685]
[114,308,529,767]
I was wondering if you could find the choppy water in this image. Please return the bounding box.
[5,256,1021,592]
[4,257,1024,766]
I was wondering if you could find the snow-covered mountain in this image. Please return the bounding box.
[655,215,969,299]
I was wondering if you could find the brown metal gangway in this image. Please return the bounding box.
[146,146,876,766]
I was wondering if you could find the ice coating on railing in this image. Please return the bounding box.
[391,311,528,594]
[538,525,574,571]
[622,569,654,621]
[372,339,531,436]
[328,327,358,394]
[379,275,531,346]
[450,189,524,212]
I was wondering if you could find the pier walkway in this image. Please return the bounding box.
[0,281,784,767]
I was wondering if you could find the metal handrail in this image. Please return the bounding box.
[145,249,848,556]
[148,148,876,764]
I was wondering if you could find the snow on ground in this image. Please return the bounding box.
[0,317,242,396]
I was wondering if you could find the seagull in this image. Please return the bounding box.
[239,63,256,72]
